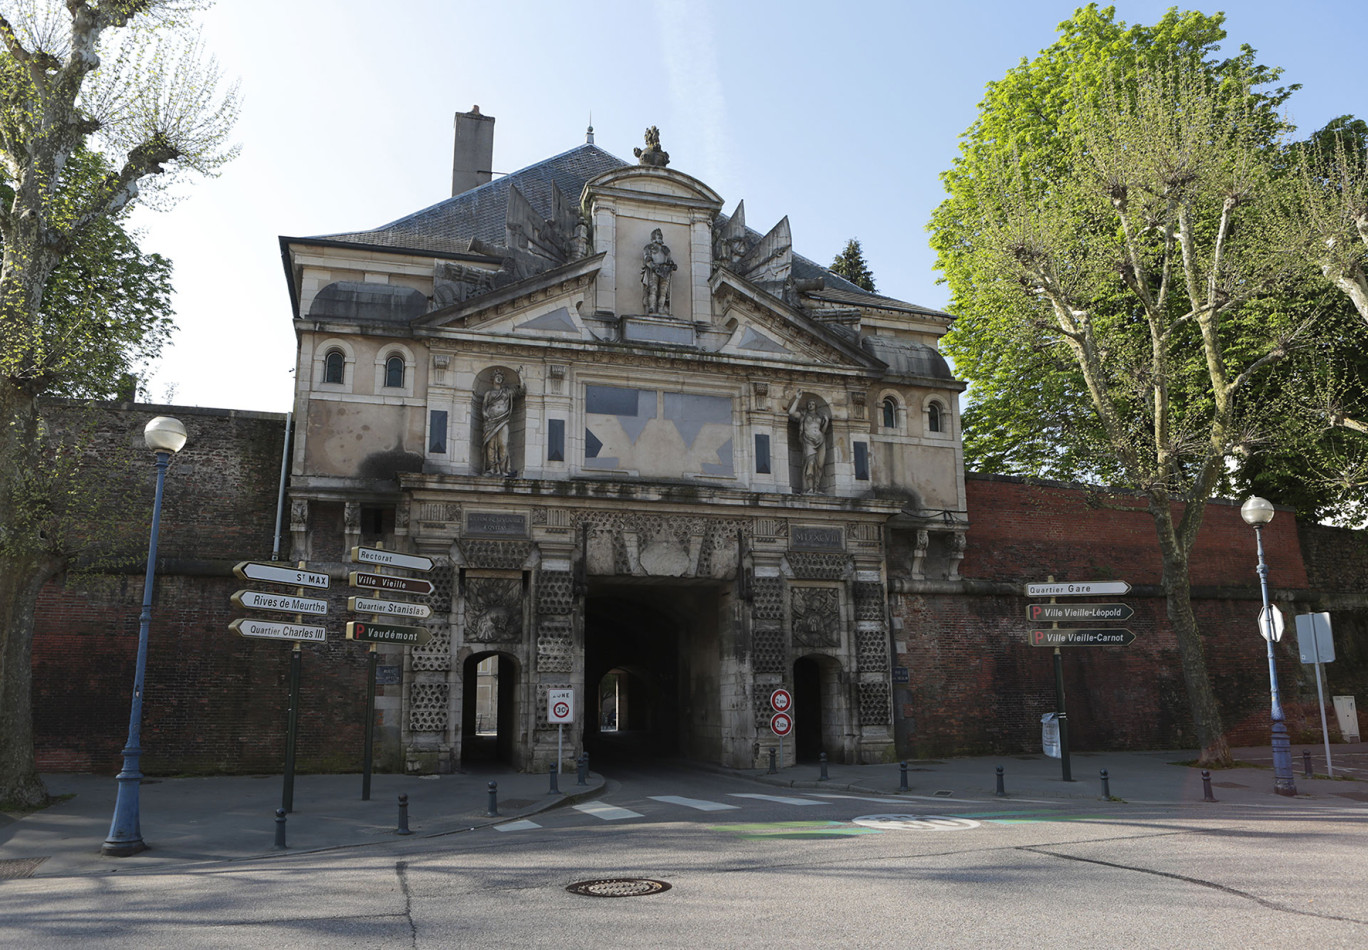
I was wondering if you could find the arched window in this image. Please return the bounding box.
[881,397,898,429]
[324,349,345,384]
[928,401,943,433]
[384,354,405,389]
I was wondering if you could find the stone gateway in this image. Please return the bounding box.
[280,111,967,772]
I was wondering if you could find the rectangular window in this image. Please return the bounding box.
[428,410,448,453]
[548,418,565,462]
[754,433,771,474]
[854,441,869,481]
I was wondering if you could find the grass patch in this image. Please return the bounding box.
[1169,759,1262,770]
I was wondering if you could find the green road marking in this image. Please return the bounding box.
[710,820,883,840]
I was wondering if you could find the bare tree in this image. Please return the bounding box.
[0,0,236,808]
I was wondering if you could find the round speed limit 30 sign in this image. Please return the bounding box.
[548,688,574,724]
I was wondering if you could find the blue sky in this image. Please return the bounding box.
[129,0,1366,412]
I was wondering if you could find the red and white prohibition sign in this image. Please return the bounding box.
[771,712,793,737]
[770,688,792,713]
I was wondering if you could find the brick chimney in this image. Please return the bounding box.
[451,105,495,196]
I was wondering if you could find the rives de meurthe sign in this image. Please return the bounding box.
[231,590,329,616]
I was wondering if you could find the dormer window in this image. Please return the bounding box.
[384,354,405,389]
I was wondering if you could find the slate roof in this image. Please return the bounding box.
[315,144,628,256]
[307,142,947,321]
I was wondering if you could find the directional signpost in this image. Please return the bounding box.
[1025,578,1135,784]
[1025,580,1131,598]
[234,562,330,589]
[349,571,435,596]
[348,546,435,801]
[1029,628,1136,647]
[229,618,327,642]
[346,621,433,646]
[228,560,332,814]
[1028,603,1133,623]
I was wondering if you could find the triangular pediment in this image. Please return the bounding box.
[413,253,604,339]
[712,269,880,371]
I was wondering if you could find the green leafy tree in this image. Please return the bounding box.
[0,0,237,808]
[930,6,1309,766]
[831,237,876,292]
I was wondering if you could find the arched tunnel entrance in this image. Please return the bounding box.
[461,651,518,765]
[584,580,723,764]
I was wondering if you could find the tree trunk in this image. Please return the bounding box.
[1149,494,1232,767]
[0,385,61,808]
[0,552,58,808]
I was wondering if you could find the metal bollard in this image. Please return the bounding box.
[1303,750,1313,778]
[899,761,909,792]
[397,794,413,835]
[548,762,560,795]
[819,752,829,781]
[274,808,287,849]
[996,766,1006,797]
[1100,769,1111,799]
[767,748,777,775]
[1201,769,1216,802]
[486,781,499,817]
[577,752,589,786]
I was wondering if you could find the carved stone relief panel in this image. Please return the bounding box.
[791,586,840,648]
[409,682,450,733]
[464,575,523,643]
[858,681,891,727]
[411,558,455,672]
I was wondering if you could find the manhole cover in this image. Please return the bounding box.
[566,878,672,898]
[0,857,48,880]
[852,814,981,831]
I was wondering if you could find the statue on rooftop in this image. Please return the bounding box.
[634,126,670,167]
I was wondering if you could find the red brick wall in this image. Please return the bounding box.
[891,475,1330,757]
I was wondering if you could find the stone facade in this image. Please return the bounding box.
[280,120,967,771]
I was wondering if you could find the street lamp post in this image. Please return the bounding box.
[103,416,188,856]
[1239,496,1297,797]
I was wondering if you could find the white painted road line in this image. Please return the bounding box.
[649,796,741,811]
[574,801,645,821]
[728,793,823,806]
[494,820,541,832]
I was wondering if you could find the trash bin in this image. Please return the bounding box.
[1041,713,1061,758]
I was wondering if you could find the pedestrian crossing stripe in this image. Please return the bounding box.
[708,820,883,840]
[573,801,644,820]
[494,819,541,832]
[649,795,741,811]
[727,793,823,806]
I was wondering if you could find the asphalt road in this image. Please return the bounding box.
[3,762,1364,949]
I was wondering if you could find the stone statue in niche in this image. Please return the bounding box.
[465,577,522,642]
[481,370,524,477]
[792,587,840,647]
[640,228,677,314]
[634,126,670,167]
[788,395,831,494]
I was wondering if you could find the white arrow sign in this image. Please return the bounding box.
[347,596,433,619]
[1025,581,1131,598]
[231,590,329,615]
[230,618,327,642]
[234,562,330,589]
[350,546,435,572]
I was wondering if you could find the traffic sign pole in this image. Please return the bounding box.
[362,645,377,801]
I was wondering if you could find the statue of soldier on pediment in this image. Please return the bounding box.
[640,228,677,315]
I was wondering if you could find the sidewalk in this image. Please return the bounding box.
[0,763,604,880]
[3,744,1363,881]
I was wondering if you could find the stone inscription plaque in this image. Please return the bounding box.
[466,511,528,538]
[791,525,843,551]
